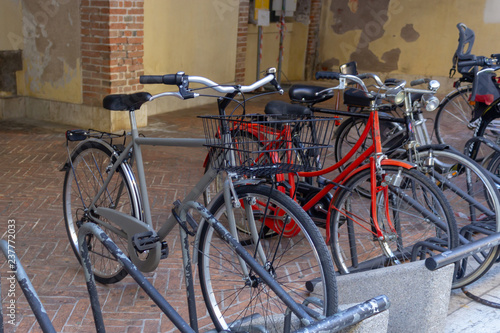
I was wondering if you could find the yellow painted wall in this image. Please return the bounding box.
[0,0,23,50]
[245,22,308,85]
[143,0,241,115]
[319,0,500,80]
[144,1,239,93]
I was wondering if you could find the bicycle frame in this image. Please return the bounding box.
[67,106,327,329]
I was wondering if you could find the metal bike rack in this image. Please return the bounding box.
[77,223,390,333]
[0,223,390,333]
[0,240,56,333]
[464,136,500,184]
[425,231,500,271]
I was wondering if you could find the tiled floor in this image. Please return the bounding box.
[1,91,500,332]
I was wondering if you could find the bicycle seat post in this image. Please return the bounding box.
[128,107,154,227]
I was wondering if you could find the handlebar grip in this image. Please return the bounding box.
[140,74,183,85]
[457,60,479,67]
[384,78,399,85]
[410,78,429,86]
[315,71,340,80]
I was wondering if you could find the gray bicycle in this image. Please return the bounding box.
[61,69,338,332]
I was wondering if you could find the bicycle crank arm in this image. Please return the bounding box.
[94,207,161,272]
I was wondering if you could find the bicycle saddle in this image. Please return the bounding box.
[264,100,312,118]
[343,88,374,108]
[103,92,152,111]
[288,84,334,104]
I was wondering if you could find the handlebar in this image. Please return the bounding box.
[315,70,407,93]
[141,68,283,100]
[457,56,499,68]
[315,71,369,94]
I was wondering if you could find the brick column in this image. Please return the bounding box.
[235,0,249,85]
[81,0,144,107]
[305,0,322,80]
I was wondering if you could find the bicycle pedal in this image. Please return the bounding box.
[160,241,169,259]
[132,231,160,252]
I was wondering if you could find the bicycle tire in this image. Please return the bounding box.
[330,165,459,274]
[198,184,337,332]
[434,85,474,149]
[415,148,500,288]
[63,139,141,284]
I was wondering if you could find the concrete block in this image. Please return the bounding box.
[0,96,25,119]
[335,261,454,333]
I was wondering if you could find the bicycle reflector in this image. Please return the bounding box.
[66,129,88,141]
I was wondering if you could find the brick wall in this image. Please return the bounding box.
[305,0,322,80]
[81,0,144,106]
[235,0,249,85]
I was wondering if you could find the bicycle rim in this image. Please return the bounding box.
[417,149,500,288]
[330,166,458,274]
[198,184,337,332]
[63,140,140,284]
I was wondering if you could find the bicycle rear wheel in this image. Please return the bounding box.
[330,166,458,274]
[416,148,500,288]
[198,184,337,332]
[434,85,474,149]
[63,139,141,284]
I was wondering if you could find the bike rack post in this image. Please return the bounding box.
[0,240,56,333]
[293,295,390,333]
[425,231,500,270]
[79,223,391,333]
[77,223,196,333]
[464,136,500,183]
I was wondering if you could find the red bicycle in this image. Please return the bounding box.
[204,72,459,274]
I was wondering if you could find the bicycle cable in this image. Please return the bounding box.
[461,286,500,309]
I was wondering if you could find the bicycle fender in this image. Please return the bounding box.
[94,207,162,272]
[341,159,415,184]
[60,138,116,171]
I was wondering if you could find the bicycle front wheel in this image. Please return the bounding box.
[330,166,458,274]
[63,139,141,284]
[198,184,337,332]
[434,85,473,149]
[416,148,500,288]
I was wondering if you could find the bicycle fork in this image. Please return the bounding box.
[369,156,402,265]
[179,194,316,327]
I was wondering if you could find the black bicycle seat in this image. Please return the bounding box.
[103,92,152,111]
[288,84,334,104]
[343,88,374,108]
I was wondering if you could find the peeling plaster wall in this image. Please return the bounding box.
[319,0,500,80]
[17,0,82,104]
